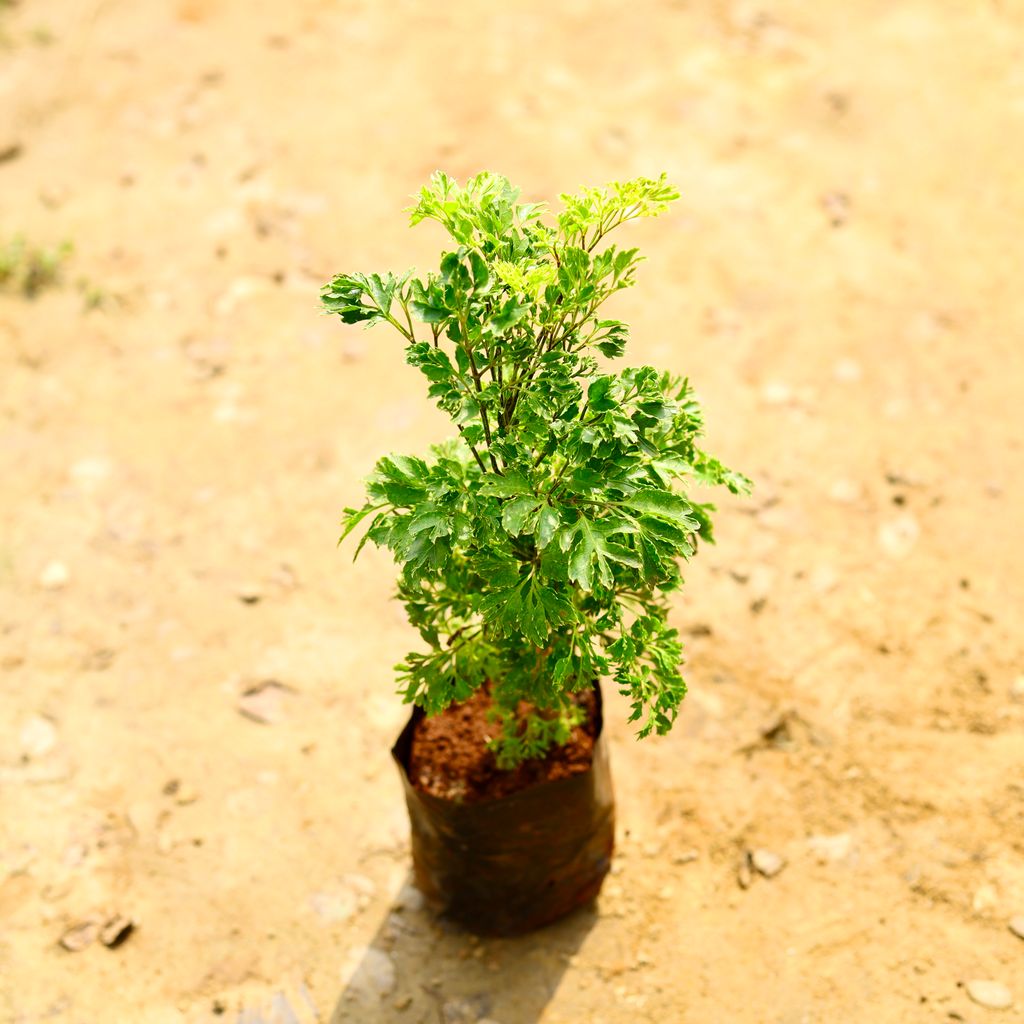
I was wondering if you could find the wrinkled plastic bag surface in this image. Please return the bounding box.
[391,683,615,936]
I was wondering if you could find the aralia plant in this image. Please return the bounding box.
[325,172,749,769]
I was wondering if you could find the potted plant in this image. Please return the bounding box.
[323,172,749,935]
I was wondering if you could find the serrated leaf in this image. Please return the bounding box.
[536,505,561,549]
[410,299,448,324]
[520,577,549,647]
[339,502,386,544]
[502,496,541,536]
[621,488,699,530]
[479,469,531,497]
[551,657,573,689]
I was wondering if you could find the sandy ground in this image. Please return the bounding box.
[2,1,1023,1021]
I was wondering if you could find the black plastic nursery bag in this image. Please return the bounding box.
[391,683,615,936]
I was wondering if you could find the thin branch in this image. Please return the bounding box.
[457,425,489,474]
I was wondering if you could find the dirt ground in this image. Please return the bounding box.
[2,1,1023,1021]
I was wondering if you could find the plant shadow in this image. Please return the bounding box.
[329,875,599,1024]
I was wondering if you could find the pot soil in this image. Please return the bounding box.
[391,683,615,936]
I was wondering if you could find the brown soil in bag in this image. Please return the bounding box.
[408,686,598,802]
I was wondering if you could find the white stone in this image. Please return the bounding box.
[310,888,358,923]
[20,716,57,758]
[806,833,852,863]
[965,980,1013,1010]
[59,920,99,952]
[39,561,70,590]
[878,514,920,558]
[751,849,786,878]
[973,884,999,913]
[828,479,861,504]
[1010,675,1024,700]
[237,681,293,724]
[236,583,263,604]
[1009,915,1024,940]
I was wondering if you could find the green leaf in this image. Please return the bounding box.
[502,496,541,536]
[321,272,401,326]
[621,488,700,531]
[468,250,490,290]
[479,469,531,497]
[587,375,616,412]
[536,505,561,549]
[551,657,573,689]
[339,502,386,544]
[491,296,529,332]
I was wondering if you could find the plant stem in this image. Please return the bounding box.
[457,426,489,474]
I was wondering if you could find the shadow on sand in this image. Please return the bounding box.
[330,874,598,1024]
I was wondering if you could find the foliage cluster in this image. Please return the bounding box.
[324,173,749,767]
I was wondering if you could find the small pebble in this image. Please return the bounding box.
[39,561,70,590]
[878,514,920,558]
[751,849,786,878]
[310,888,359,924]
[673,850,699,866]
[737,857,753,890]
[393,995,412,1011]
[1009,915,1024,940]
[310,874,375,923]
[806,833,852,863]
[100,915,134,948]
[59,920,99,952]
[828,479,861,504]
[20,715,57,758]
[174,784,199,806]
[1010,675,1024,701]
[237,680,293,724]
[237,584,263,605]
[965,980,1013,1010]
[973,884,999,914]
